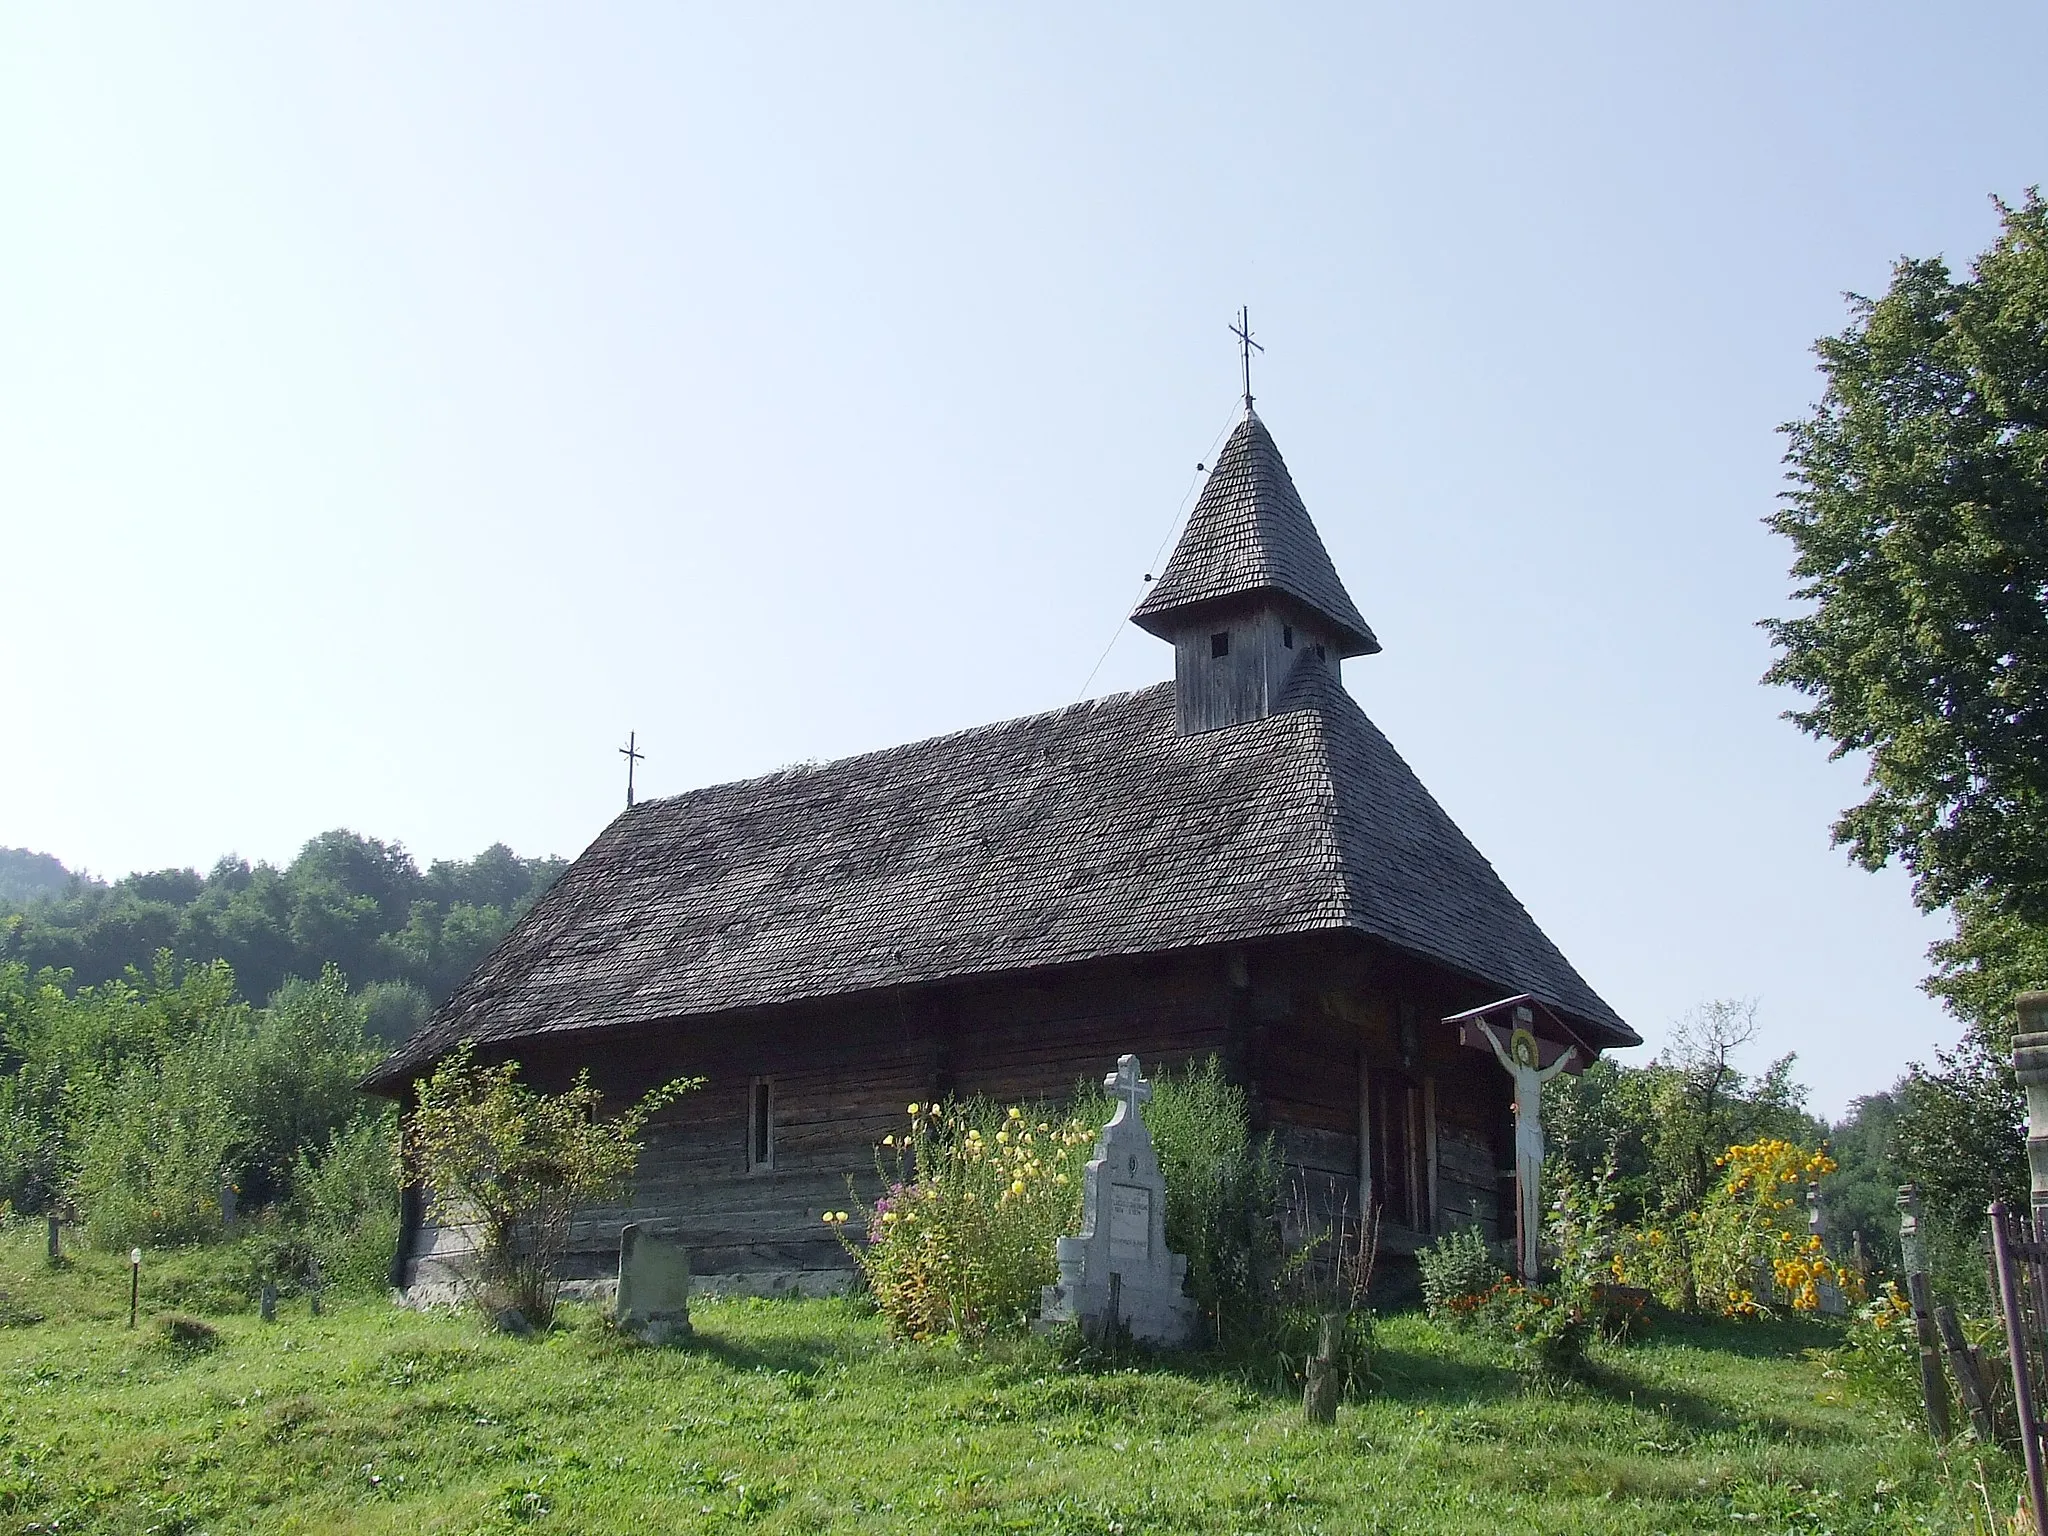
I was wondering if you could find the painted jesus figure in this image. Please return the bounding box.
[1479,1019,1578,1281]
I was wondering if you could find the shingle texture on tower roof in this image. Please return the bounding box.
[1132,412,1379,656]
[369,668,1632,1089]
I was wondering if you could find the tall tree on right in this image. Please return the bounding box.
[1766,193,2048,1269]
[1765,191,2048,922]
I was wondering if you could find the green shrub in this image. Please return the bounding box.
[845,1059,1285,1346]
[72,1046,243,1250]
[155,1312,220,1351]
[1267,1305,1375,1398]
[1475,1281,1592,1381]
[842,1099,1097,1340]
[292,1109,400,1294]
[1142,1058,1283,1346]
[226,968,381,1204]
[1416,1225,1504,1324]
[1814,1281,1931,1411]
[407,1044,699,1326]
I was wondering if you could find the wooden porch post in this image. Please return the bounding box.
[1357,1048,1373,1217]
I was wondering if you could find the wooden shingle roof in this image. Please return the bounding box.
[1131,411,1380,657]
[369,663,1632,1090]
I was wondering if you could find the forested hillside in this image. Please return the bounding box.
[0,831,566,1041]
[0,847,73,905]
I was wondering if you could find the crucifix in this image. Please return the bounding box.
[1230,305,1263,413]
[1477,1005,1578,1281]
[1104,1054,1153,1117]
[619,731,645,809]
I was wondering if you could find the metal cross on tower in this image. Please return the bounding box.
[619,731,645,808]
[1230,306,1263,413]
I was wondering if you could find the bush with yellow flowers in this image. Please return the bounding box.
[829,1100,1098,1341]
[1611,1138,1866,1317]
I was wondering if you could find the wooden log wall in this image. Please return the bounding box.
[499,949,1240,1291]
[414,934,1521,1292]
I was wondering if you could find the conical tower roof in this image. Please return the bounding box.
[1132,411,1378,657]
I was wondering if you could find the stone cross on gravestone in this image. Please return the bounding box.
[1038,1055,1195,1347]
[1107,1056,1152,1112]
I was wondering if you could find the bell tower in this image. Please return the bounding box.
[1131,407,1378,735]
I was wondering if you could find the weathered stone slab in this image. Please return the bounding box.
[615,1223,692,1343]
[1040,1055,1195,1346]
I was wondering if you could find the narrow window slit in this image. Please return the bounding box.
[748,1077,775,1171]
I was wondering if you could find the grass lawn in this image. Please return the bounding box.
[0,1226,2020,1534]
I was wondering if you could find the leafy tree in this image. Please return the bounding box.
[1925,893,2048,1048]
[71,1046,245,1250]
[404,1044,700,1327]
[227,968,382,1203]
[1763,191,2048,920]
[1893,1037,2026,1300]
[359,979,434,1044]
[1548,1000,1821,1231]
[0,953,386,1253]
[1823,1088,1904,1271]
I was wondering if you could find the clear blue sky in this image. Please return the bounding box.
[5,4,2044,1116]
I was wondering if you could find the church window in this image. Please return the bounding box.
[1283,625,1294,649]
[748,1077,775,1172]
[1210,631,1230,659]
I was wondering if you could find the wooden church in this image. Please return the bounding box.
[369,400,1636,1294]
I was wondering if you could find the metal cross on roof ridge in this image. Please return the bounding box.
[1104,1053,1153,1111]
[620,731,645,809]
[1231,306,1263,414]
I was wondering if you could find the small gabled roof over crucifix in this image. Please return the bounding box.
[1132,320,1379,658]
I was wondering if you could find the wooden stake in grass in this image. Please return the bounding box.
[128,1249,140,1329]
[1304,1312,1340,1424]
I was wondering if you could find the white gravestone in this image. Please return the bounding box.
[615,1223,693,1343]
[1039,1055,1196,1346]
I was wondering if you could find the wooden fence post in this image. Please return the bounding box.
[1934,1302,1998,1444]
[1899,1183,1952,1441]
[1991,1201,2048,1535]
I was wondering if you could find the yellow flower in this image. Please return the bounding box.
[1055,1174,1069,1186]
[1011,1179,1026,1195]
[908,1103,920,1115]
[883,1134,895,1146]
[1008,1107,1022,1120]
